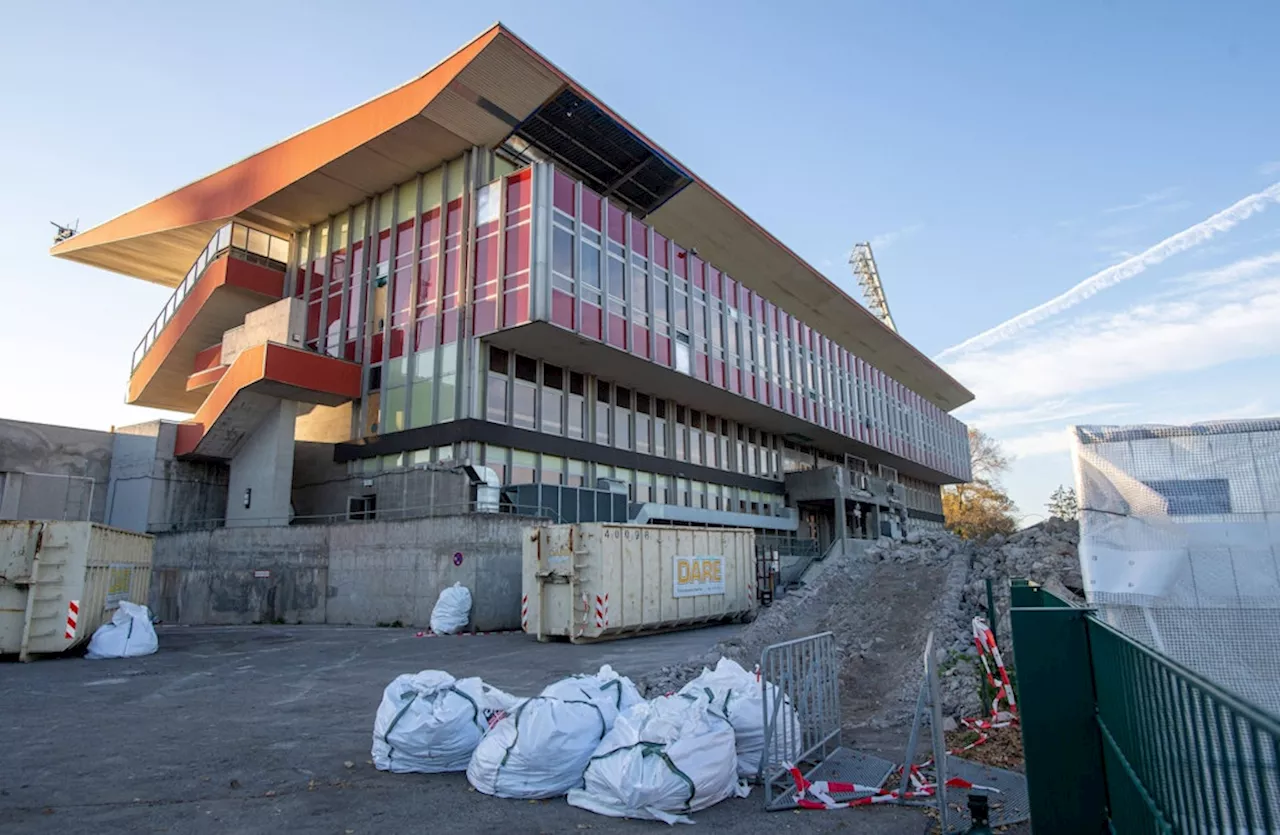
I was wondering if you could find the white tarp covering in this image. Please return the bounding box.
[677,658,800,779]
[371,671,521,774]
[85,601,158,659]
[1072,419,1280,713]
[429,582,472,634]
[567,693,749,824]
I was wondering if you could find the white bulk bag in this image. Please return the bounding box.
[372,671,521,773]
[85,601,158,659]
[539,664,643,727]
[429,582,472,634]
[567,693,749,824]
[467,695,611,799]
[678,658,800,779]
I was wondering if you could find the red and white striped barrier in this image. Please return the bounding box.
[593,593,609,629]
[972,616,1017,717]
[520,594,529,632]
[945,616,1019,756]
[64,599,79,641]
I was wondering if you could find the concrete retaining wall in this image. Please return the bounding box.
[150,514,533,631]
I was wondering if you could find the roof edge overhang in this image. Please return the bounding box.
[50,22,972,411]
[49,23,506,283]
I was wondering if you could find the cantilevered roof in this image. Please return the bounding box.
[50,23,973,411]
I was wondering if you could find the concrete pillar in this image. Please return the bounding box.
[835,495,848,556]
[226,402,297,527]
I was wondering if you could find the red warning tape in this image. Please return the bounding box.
[949,615,1019,756]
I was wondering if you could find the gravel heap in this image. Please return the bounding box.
[638,520,1083,728]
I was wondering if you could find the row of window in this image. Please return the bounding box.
[352,442,785,514]
[485,346,792,479]
[281,153,968,482]
[546,167,968,479]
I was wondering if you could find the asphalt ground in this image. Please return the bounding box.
[1,624,963,834]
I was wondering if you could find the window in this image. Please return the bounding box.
[596,382,611,445]
[705,417,718,467]
[511,450,536,485]
[486,346,508,423]
[540,454,563,485]
[483,444,507,484]
[635,393,651,454]
[614,386,631,449]
[675,406,686,461]
[654,399,667,457]
[542,364,563,435]
[689,410,702,465]
[566,459,585,488]
[568,372,586,439]
[1143,479,1232,515]
[347,494,377,521]
[513,355,537,430]
[675,332,692,375]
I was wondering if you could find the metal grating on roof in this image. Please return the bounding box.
[513,88,692,216]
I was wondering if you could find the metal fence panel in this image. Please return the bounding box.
[1013,580,1280,834]
[760,632,841,810]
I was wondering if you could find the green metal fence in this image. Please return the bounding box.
[1011,579,1280,834]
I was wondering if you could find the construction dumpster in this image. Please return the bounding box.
[522,523,756,643]
[0,521,154,660]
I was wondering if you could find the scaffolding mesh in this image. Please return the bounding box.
[1072,419,1280,715]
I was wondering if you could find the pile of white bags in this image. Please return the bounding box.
[467,665,641,799]
[677,658,801,779]
[85,601,158,659]
[429,582,472,634]
[372,671,521,773]
[567,692,749,824]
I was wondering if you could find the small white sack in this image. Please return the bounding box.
[678,658,800,779]
[85,601,158,659]
[372,670,521,774]
[567,692,750,825]
[467,695,610,799]
[539,664,643,727]
[429,582,472,634]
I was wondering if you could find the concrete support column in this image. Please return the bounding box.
[226,402,297,527]
[835,495,848,556]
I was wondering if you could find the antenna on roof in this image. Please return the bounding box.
[51,219,79,245]
[849,242,897,333]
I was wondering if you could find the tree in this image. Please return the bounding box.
[1046,485,1079,521]
[943,427,1019,539]
[944,481,1019,540]
[968,426,1012,484]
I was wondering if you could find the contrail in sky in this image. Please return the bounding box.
[937,181,1280,359]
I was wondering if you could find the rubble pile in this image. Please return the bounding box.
[640,519,1083,730]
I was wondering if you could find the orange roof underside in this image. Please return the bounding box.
[52,23,974,411]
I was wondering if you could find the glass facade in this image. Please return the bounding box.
[282,151,967,494]
[544,166,969,482]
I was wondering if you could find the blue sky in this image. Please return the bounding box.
[2,1,1279,518]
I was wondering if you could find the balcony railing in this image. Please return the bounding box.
[131,222,290,370]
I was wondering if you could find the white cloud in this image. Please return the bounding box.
[1002,429,1074,459]
[943,252,1280,412]
[1103,186,1181,214]
[869,224,923,250]
[1261,161,1280,177]
[938,181,1280,359]
[964,400,1131,431]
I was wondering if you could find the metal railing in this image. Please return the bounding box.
[761,632,840,809]
[132,222,290,370]
[146,499,560,534]
[1011,580,1280,834]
